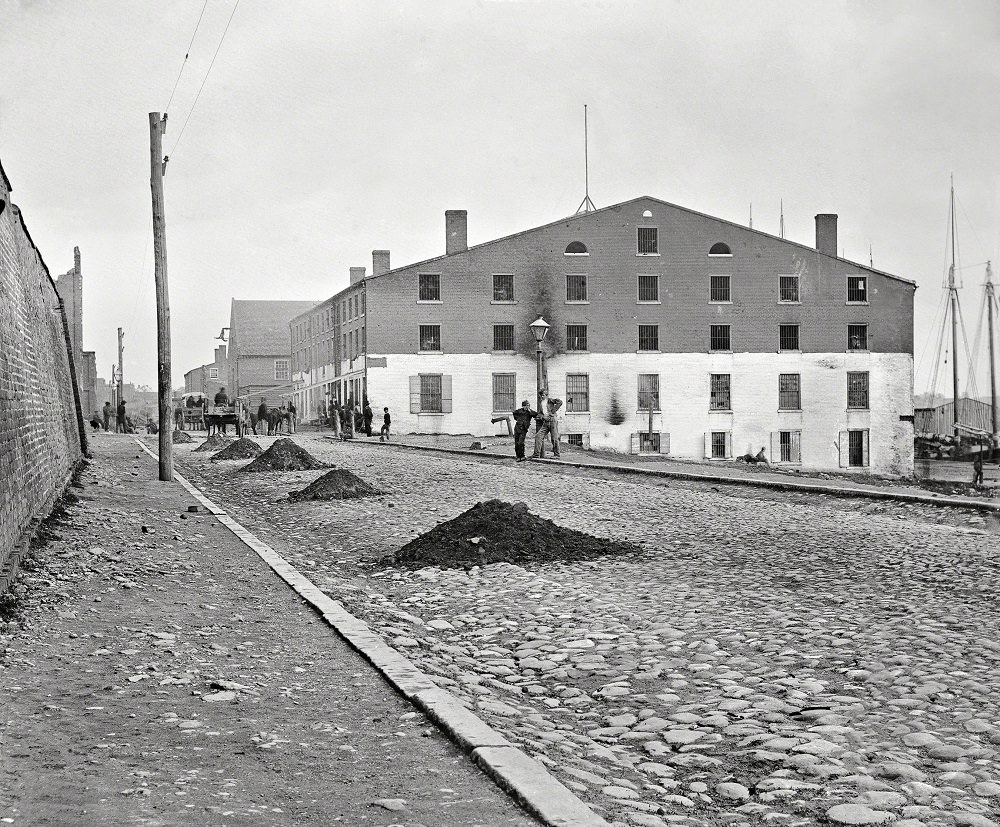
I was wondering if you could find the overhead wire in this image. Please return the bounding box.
[163,0,210,115]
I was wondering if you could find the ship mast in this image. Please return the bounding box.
[987,260,998,438]
[948,179,960,437]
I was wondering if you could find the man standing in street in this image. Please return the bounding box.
[531,389,562,459]
[512,399,536,462]
[256,397,268,436]
[288,400,297,434]
[380,407,391,442]
[363,399,374,437]
[102,400,112,432]
[116,399,127,433]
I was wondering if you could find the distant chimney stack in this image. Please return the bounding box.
[815,214,838,257]
[372,249,390,276]
[445,210,468,255]
[350,266,366,285]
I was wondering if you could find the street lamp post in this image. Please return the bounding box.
[529,317,550,413]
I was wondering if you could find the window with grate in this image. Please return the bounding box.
[711,431,728,458]
[710,374,731,410]
[710,324,731,352]
[493,324,515,351]
[847,276,868,303]
[779,430,801,463]
[638,274,659,302]
[274,359,290,381]
[420,374,442,412]
[566,274,588,302]
[638,324,659,351]
[566,433,584,447]
[566,374,589,412]
[418,273,441,301]
[639,432,661,453]
[710,275,731,302]
[779,275,800,303]
[779,324,800,351]
[566,324,588,351]
[419,324,441,352]
[778,373,801,409]
[492,373,516,412]
[847,371,869,409]
[493,274,515,302]
[847,429,868,466]
[638,374,659,410]
[637,227,659,255]
[848,324,868,351]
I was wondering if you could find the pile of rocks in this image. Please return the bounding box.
[240,438,328,473]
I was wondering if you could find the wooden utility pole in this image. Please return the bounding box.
[149,112,173,481]
[117,328,124,408]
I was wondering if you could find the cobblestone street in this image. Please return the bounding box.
[175,433,1000,827]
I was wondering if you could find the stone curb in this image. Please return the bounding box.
[346,438,1000,513]
[134,441,609,827]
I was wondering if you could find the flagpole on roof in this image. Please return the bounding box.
[575,105,597,214]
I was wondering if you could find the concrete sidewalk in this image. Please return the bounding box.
[0,436,540,827]
[332,431,1000,513]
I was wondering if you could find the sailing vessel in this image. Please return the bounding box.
[914,181,999,462]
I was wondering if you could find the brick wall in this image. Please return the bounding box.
[0,173,83,590]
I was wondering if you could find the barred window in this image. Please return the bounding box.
[710,275,731,302]
[779,324,800,351]
[637,227,659,255]
[566,324,588,352]
[419,324,441,352]
[420,374,442,412]
[847,276,868,303]
[710,374,731,410]
[566,433,584,447]
[779,275,800,303]
[848,371,869,409]
[274,359,290,381]
[566,274,588,302]
[418,273,441,301]
[848,324,868,351]
[778,373,801,410]
[638,274,659,302]
[710,324,731,352]
[638,324,659,351]
[638,374,659,410]
[639,432,661,453]
[493,324,515,351]
[493,274,515,302]
[711,431,728,458]
[566,374,589,412]
[779,430,801,463]
[492,373,516,412]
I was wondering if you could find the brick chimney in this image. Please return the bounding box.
[372,249,390,276]
[446,210,468,255]
[350,266,366,285]
[815,214,838,257]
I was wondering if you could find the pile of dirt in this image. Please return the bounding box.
[172,430,193,444]
[239,438,329,472]
[194,434,233,452]
[289,469,382,501]
[392,499,641,568]
[211,438,263,462]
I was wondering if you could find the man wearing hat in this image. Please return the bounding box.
[511,399,536,462]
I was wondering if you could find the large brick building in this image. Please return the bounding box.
[183,344,228,399]
[295,196,916,475]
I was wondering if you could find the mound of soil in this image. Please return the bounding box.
[239,438,329,472]
[194,434,233,452]
[172,430,194,444]
[289,469,382,501]
[211,438,263,462]
[393,499,640,568]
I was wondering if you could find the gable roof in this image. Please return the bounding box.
[366,195,916,288]
[229,299,319,356]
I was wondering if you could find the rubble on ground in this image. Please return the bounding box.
[239,438,329,472]
[211,438,263,462]
[288,469,382,501]
[193,434,232,452]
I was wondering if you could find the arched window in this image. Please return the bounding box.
[642,210,653,218]
[564,241,588,255]
[709,242,732,256]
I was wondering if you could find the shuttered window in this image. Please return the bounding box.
[710,374,731,410]
[409,374,452,413]
[492,373,516,412]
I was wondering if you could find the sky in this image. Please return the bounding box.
[1,0,999,398]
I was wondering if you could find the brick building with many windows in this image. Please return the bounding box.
[298,197,916,474]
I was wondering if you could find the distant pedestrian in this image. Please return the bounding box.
[353,402,363,433]
[973,454,984,487]
[330,400,341,437]
[116,400,127,433]
[256,398,267,436]
[380,407,391,441]
[288,400,297,433]
[363,400,374,437]
[512,399,536,462]
[102,401,111,432]
[174,402,184,431]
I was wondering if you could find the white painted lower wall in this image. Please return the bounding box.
[364,351,914,476]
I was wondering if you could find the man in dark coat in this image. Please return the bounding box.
[512,399,536,462]
[116,399,127,433]
[255,398,267,436]
[102,401,112,432]
[362,400,374,437]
